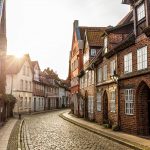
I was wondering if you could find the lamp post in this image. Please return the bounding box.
[110,70,120,127]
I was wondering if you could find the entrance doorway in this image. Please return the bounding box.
[137,81,150,135]
[103,91,108,123]
[34,98,36,112]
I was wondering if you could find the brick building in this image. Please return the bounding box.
[79,27,106,120]
[0,0,7,124]
[116,0,150,135]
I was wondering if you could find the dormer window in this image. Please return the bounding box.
[91,49,96,56]
[137,3,145,21]
[104,36,108,53]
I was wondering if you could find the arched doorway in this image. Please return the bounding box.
[103,91,108,123]
[136,81,150,135]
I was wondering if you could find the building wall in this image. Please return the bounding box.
[6,60,33,114]
[118,34,150,135]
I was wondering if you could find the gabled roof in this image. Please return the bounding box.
[86,28,106,47]
[31,61,40,71]
[117,10,133,26]
[6,54,32,74]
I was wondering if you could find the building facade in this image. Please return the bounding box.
[6,55,33,114]
[0,0,7,124]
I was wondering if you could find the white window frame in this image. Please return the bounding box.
[124,53,132,74]
[103,65,107,81]
[88,96,94,114]
[110,91,116,112]
[137,3,145,21]
[97,93,101,111]
[97,67,102,83]
[137,46,147,70]
[104,36,108,53]
[110,60,116,76]
[91,49,96,56]
[125,89,134,115]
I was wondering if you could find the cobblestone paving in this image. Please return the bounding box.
[7,120,21,150]
[23,110,133,150]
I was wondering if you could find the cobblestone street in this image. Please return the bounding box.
[22,110,133,150]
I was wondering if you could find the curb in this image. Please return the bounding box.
[18,119,24,150]
[59,113,149,150]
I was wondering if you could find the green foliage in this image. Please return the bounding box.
[112,124,120,131]
[103,123,112,129]
[3,94,16,105]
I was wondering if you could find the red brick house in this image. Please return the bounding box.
[115,0,150,135]
[0,0,7,125]
[79,27,106,120]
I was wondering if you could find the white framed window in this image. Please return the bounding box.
[88,96,94,113]
[25,81,28,91]
[29,97,31,108]
[84,72,88,87]
[137,46,147,70]
[91,49,96,56]
[125,89,134,115]
[24,97,27,108]
[97,67,102,83]
[104,36,108,53]
[84,51,89,64]
[88,71,91,86]
[110,60,116,76]
[91,71,94,84]
[124,53,132,74]
[97,93,101,111]
[137,3,145,21]
[103,65,107,81]
[110,91,116,112]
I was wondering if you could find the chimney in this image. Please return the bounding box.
[73,20,79,30]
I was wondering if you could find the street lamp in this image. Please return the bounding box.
[110,70,119,83]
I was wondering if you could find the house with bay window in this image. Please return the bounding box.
[79,27,106,120]
[6,54,33,114]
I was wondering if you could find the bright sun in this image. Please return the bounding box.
[7,50,26,59]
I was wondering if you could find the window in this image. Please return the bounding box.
[91,49,96,56]
[124,53,132,74]
[137,46,147,70]
[97,67,102,83]
[137,3,145,21]
[110,60,116,76]
[88,96,94,113]
[29,97,31,108]
[97,93,101,111]
[110,91,116,112]
[0,0,3,15]
[20,80,23,90]
[88,71,91,86]
[20,97,23,108]
[29,82,32,91]
[91,71,94,84]
[103,65,107,81]
[84,51,89,64]
[125,89,134,115]
[25,81,28,91]
[104,36,108,53]
[24,97,27,108]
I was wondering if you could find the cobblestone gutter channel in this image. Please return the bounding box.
[59,113,148,150]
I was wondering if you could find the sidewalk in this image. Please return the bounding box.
[60,111,150,150]
[0,118,18,150]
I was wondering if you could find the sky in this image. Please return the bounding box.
[6,0,130,79]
